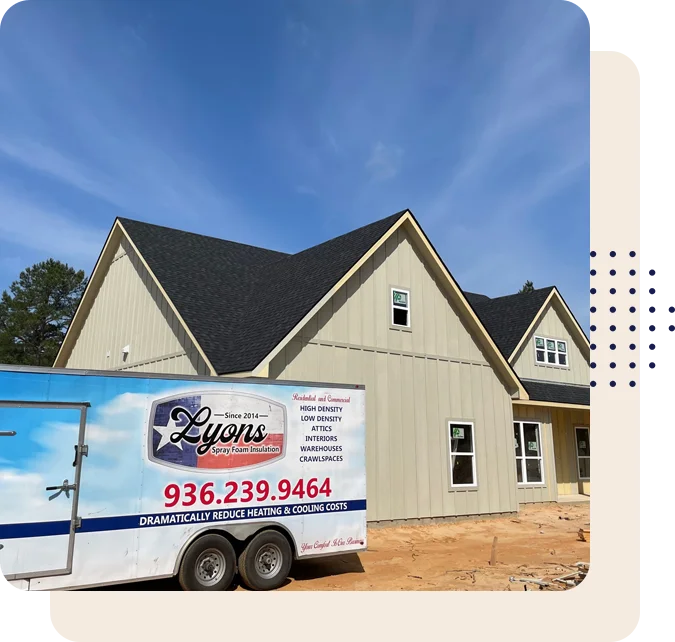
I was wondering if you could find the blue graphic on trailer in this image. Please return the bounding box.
[0,500,367,540]
[151,395,202,468]
[640,253,675,392]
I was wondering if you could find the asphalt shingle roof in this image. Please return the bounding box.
[119,211,405,374]
[117,213,584,402]
[521,379,590,406]
[463,287,556,358]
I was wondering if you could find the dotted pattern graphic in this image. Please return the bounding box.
[639,253,675,392]
[589,250,649,387]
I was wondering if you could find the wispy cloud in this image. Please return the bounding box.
[277,1,587,326]
[122,24,147,48]
[321,126,340,154]
[0,1,589,328]
[423,8,588,227]
[365,142,403,181]
[46,421,128,444]
[0,132,238,227]
[0,10,262,275]
[295,185,318,196]
[285,18,311,48]
[0,138,122,207]
[0,185,107,265]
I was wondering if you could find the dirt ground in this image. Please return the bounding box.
[98,502,589,591]
[281,502,590,591]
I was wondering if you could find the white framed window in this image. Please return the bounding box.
[534,335,568,367]
[575,426,590,480]
[448,421,477,487]
[514,421,545,485]
[391,287,411,328]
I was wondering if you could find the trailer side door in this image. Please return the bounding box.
[0,402,88,581]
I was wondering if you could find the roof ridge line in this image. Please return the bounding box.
[285,210,408,259]
[117,217,290,257]
[483,285,556,302]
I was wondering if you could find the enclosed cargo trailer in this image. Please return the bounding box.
[0,365,366,591]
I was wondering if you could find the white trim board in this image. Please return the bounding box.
[54,219,218,376]
[508,288,590,363]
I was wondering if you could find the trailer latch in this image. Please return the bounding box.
[72,444,89,467]
[45,479,77,501]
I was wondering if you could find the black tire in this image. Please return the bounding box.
[238,530,293,591]
[178,533,237,591]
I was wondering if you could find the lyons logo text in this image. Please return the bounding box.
[148,391,287,472]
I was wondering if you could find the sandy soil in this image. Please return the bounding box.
[281,502,590,591]
[96,502,589,591]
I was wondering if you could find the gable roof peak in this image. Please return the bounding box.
[465,286,556,358]
[117,210,409,374]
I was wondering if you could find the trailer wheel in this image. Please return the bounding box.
[178,533,237,591]
[238,530,293,591]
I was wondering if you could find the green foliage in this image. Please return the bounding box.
[518,280,534,294]
[0,259,87,366]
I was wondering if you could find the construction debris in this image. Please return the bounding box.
[509,562,589,591]
[577,528,590,542]
[509,576,557,590]
[489,536,498,566]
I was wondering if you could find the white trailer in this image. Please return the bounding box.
[0,365,366,591]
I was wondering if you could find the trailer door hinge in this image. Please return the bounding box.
[72,444,89,467]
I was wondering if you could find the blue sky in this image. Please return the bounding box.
[0,0,589,329]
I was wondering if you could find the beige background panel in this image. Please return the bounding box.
[43,6,672,642]
[633,50,675,639]
[512,300,590,384]
[586,49,639,638]
[65,237,210,376]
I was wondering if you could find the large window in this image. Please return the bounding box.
[534,336,568,367]
[514,421,544,485]
[575,427,590,480]
[391,287,411,328]
[448,421,477,487]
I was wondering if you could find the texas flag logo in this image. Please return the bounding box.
[147,391,286,472]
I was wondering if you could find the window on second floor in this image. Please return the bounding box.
[391,287,410,328]
[534,336,568,367]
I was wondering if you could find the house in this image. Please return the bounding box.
[54,209,590,523]
[464,288,590,503]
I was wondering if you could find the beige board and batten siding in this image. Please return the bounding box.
[293,227,491,361]
[269,226,519,522]
[551,407,591,496]
[511,300,590,385]
[511,405,557,504]
[64,237,211,376]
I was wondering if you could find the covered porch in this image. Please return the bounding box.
[551,406,590,499]
[514,380,590,505]
[557,493,590,504]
